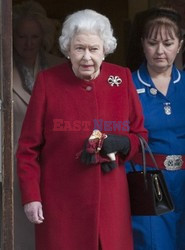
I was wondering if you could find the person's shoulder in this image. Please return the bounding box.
[178,68,185,82]
[102,61,131,73]
[131,70,142,89]
[45,52,67,67]
[40,62,69,76]
[172,64,185,80]
[132,69,138,78]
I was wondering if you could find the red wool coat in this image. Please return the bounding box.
[16,62,147,250]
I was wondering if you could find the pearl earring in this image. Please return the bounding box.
[67,56,70,59]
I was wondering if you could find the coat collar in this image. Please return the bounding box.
[136,62,181,87]
[13,66,30,105]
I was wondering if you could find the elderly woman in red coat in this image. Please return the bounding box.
[16,9,147,250]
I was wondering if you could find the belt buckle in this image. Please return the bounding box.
[164,155,183,170]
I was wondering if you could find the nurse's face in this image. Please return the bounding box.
[68,31,105,81]
[142,26,183,72]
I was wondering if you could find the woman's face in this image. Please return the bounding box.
[68,32,105,80]
[142,26,183,72]
[14,18,43,64]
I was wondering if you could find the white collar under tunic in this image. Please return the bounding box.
[134,63,183,116]
[136,63,181,88]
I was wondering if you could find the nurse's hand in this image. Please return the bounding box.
[24,201,44,224]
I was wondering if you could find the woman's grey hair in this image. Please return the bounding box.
[59,9,117,57]
[13,0,55,52]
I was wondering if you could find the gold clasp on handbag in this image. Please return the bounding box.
[153,174,162,201]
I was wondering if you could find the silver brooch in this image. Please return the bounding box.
[108,75,122,87]
[150,88,157,95]
[164,102,172,115]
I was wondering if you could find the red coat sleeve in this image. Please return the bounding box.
[16,73,46,205]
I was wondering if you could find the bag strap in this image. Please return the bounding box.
[136,135,159,187]
[137,134,159,169]
[137,135,147,184]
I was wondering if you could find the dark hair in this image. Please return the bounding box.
[142,7,182,41]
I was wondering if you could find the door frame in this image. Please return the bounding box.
[1,0,14,249]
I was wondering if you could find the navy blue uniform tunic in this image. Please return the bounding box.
[128,63,185,250]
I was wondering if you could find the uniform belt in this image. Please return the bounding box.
[132,153,185,170]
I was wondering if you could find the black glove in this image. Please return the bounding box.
[79,132,129,173]
[100,134,130,157]
[80,138,112,165]
[101,161,117,173]
[80,147,97,165]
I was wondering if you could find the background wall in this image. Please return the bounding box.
[12,0,129,65]
[12,0,163,66]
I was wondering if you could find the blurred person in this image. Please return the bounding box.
[126,6,185,250]
[13,1,65,249]
[16,9,147,250]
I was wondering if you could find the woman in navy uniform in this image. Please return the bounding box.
[127,6,185,250]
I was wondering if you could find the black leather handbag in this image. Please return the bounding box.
[127,135,174,216]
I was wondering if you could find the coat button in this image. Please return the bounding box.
[86,86,92,91]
